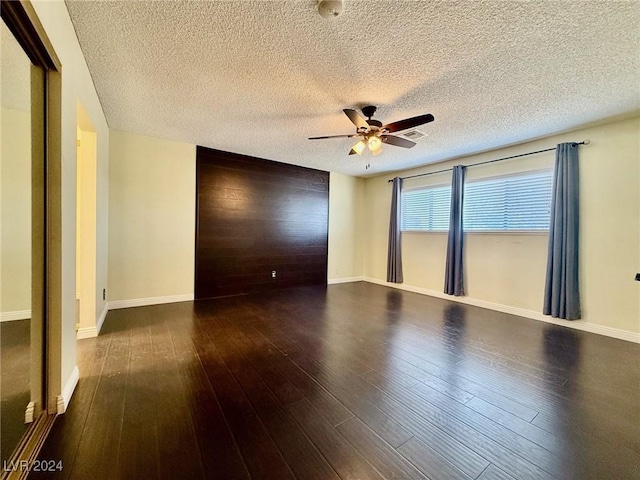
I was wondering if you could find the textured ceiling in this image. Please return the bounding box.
[65,0,639,177]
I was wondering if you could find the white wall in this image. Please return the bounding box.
[108,130,195,302]
[364,116,640,336]
[30,0,109,397]
[328,172,365,281]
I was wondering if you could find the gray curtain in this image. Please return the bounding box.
[444,166,466,296]
[386,177,403,283]
[544,143,581,319]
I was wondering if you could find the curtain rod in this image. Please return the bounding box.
[388,140,591,183]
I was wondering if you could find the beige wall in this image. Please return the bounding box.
[107,139,366,299]
[31,0,110,395]
[76,126,97,331]
[76,102,106,331]
[328,172,365,281]
[364,116,640,335]
[1,108,31,314]
[108,130,195,301]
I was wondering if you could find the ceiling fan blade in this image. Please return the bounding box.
[343,109,369,130]
[309,134,357,140]
[383,113,434,133]
[348,148,358,155]
[381,135,417,148]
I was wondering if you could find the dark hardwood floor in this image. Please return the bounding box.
[1,318,30,464]
[31,282,640,479]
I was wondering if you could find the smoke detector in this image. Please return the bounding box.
[318,0,343,19]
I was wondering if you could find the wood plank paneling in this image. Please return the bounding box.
[195,147,329,299]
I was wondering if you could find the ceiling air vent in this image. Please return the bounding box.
[402,129,426,140]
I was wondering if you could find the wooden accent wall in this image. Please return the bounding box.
[195,147,329,299]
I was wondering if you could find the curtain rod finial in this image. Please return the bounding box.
[582,139,591,145]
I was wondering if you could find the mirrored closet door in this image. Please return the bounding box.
[0,11,47,468]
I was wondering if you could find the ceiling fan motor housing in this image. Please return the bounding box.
[361,105,377,119]
[361,106,382,127]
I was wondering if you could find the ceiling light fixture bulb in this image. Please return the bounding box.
[318,0,343,19]
[368,135,382,152]
[352,139,366,155]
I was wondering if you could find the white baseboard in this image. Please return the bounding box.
[25,402,35,424]
[0,310,31,322]
[57,365,79,414]
[97,303,108,333]
[362,277,640,344]
[108,293,194,310]
[76,295,194,339]
[328,276,365,285]
[76,326,96,340]
[76,304,108,340]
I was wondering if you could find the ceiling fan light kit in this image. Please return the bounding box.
[351,140,366,155]
[368,135,382,151]
[309,105,435,162]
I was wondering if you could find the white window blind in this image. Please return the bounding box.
[400,170,553,232]
[401,186,450,231]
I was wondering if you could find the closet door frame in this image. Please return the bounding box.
[1,1,63,477]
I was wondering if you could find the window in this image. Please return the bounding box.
[400,170,553,232]
[401,185,450,231]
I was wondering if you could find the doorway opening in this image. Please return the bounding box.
[75,102,98,339]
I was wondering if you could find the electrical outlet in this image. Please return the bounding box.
[103,288,106,300]
[272,271,277,278]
